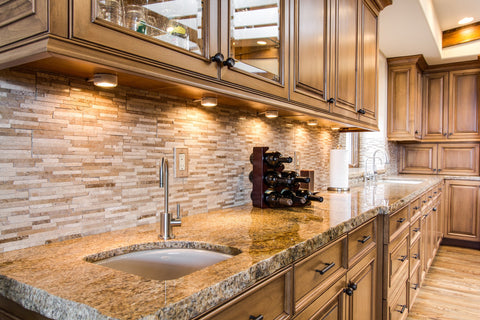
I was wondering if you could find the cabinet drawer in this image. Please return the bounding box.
[389,206,409,240]
[409,237,421,275]
[294,236,346,311]
[409,264,421,309]
[410,217,421,245]
[294,275,346,320]
[202,268,292,320]
[410,197,422,220]
[348,219,376,265]
[388,230,409,292]
[388,279,409,320]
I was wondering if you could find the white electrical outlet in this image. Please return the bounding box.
[175,148,188,177]
[179,153,186,171]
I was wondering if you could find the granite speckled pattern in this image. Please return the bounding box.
[0,175,444,320]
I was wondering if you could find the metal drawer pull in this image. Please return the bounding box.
[412,283,419,290]
[413,253,419,259]
[397,305,407,314]
[397,218,406,223]
[413,227,420,232]
[316,262,335,275]
[358,235,371,244]
[413,206,419,210]
[398,255,408,262]
[428,195,432,199]
[250,315,264,320]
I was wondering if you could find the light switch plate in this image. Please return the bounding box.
[175,147,188,178]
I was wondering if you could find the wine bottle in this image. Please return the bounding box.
[280,188,307,205]
[280,171,311,184]
[263,152,293,167]
[296,189,324,203]
[264,189,293,207]
[263,170,292,186]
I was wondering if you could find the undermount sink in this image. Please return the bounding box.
[380,178,424,185]
[87,242,240,281]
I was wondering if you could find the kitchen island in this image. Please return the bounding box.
[0,176,443,320]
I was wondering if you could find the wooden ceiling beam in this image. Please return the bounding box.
[442,21,480,48]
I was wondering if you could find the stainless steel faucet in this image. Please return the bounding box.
[159,158,181,240]
[364,149,390,182]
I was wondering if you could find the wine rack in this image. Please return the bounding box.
[249,147,323,208]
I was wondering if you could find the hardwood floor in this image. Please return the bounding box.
[407,245,480,320]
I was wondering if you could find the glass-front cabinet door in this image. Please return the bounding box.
[72,0,218,78]
[219,0,288,98]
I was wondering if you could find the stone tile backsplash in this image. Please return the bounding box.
[0,69,351,251]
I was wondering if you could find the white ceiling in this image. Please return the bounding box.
[379,0,480,65]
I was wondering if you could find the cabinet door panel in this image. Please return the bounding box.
[290,0,329,108]
[358,0,378,123]
[221,0,289,98]
[438,143,479,175]
[399,144,437,174]
[449,69,480,139]
[422,72,448,140]
[446,181,480,242]
[72,0,218,78]
[331,0,358,117]
[0,0,48,48]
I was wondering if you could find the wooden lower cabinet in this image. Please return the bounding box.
[199,267,293,320]
[444,180,480,245]
[345,248,377,320]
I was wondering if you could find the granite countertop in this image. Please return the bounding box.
[0,175,445,320]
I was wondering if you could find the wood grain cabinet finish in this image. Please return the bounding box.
[0,0,48,48]
[423,69,480,140]
[387,55,426,141]
[399,143,479,175]
[445,180,480,243]
[290,0,379,127]
[422,72,449,140]
[199,267,293,320]
[448,69,480,140]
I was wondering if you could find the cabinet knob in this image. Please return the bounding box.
[223,57,235,68]
[344,287,354,296]
[249,315,264,320]
[415,130,419,134]
[449,133,453,136]
[357,109,366,114]
[432,207,437,211]
[348,282,358,291]
[398,255,408,262]
[412,283,419,290]
[210,52,224,63]
[397,217,406,223]
[327,97,335,104]
[443,133,447,136]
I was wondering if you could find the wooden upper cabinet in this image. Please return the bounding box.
[399,142,479,175]
[422,72,449,140]
[330,0,360,119]
[0,0,49,48]
[387,55,426,141]
[448,69,480,139]
[399,144,437,174]
[423,69,480,140]
[289,0,329,109]
[357,0,378,126]
[219,1,289,98]
[438,143,479,175]
[71,0,219,78]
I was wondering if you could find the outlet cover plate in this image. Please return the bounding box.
[175,148,188,178]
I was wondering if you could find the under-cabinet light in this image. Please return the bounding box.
[92,73,118,88]
[201,96,217,107]
[307,119,318,126]
[265,110,279,118]
[257,40,267,45]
